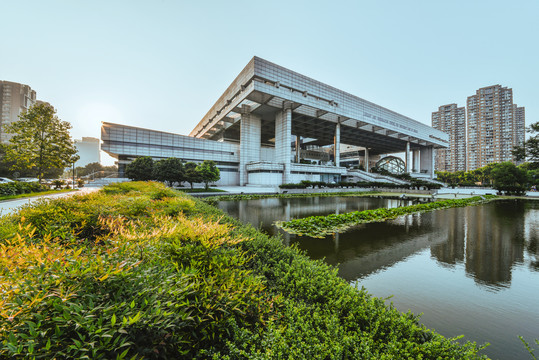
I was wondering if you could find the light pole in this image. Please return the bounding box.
[72,162,76,189]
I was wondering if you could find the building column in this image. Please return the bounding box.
[405,141,411,173]
[431,148,436,178]
[275,102,292,184]
[420,146,435,179]
[239,105,261,186]
[334,121,341,167]
[295,135,301,163]
[364,148,370,172]
[413,150,420,173]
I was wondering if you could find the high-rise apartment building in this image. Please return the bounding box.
[466,85,525,171]
[513,105,525,146]
[432,104,466,172]
[0,81,37,143]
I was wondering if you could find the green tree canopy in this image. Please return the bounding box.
[153,158,184,186]
[184,162,202,189]
[4,103,79,181]
[125,156,154,181]
[196,160,220,190]
[513,121,539,167]
[491,162,527,195]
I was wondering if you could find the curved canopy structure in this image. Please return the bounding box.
[375,156,406,175]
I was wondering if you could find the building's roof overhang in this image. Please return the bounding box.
[190,57,448,155]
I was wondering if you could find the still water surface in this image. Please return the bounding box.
[217,197,539,360]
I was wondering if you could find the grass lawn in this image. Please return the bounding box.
[0,189,75,202]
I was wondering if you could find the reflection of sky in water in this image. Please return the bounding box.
[218,198,539,360]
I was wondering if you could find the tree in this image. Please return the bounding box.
[196,160,220,190]
[491,162,527,195]
[125,156,154,181]
[184,162,202,189]
[0,144,15,177]
[153,158,184,187]
[4,103,79,182]
[77,162,105,177]
[513,121,539,167]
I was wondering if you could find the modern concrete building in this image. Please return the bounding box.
[102,57,448,186]
[74,137,101,167]
[432,104,466,172]
[0,81,37,143]
[466,85,525,170]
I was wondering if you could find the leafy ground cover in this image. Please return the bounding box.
[277,195,498,238]
[0,182,488,359]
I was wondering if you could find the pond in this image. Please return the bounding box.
[217,197,539,360]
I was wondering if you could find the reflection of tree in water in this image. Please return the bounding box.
[528,238,539,271]
[524,202,539,272]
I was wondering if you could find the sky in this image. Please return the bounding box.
[1,0,538,165]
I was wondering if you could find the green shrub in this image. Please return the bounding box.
[0,181,488,359]
[0,181,48,196]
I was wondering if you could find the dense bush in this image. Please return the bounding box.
[494,184,527,196]
[0,181,48,196]
[0,182,488,359]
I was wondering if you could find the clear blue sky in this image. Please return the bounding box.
[1,0,537,164]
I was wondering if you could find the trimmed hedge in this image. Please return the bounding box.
[0,181,48,196]
[0,181,487,359]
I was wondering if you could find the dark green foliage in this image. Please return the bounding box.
[491,162,527,195]
[3,103,79,182]
[514,121,539,165]
[125,156,154,181]
[196,160,220,190]
[0,180,48,196]
[184,162,203,189]
[0,182,488,359]
[51,179,65,189]
[279,196,497,237]
[153,158,184,186]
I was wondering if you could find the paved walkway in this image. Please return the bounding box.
[214,185,279,194]
[0,187,100,216]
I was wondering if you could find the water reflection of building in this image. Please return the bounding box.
[428,201,527,288]
[430,208,465,266]
[327,213,449,281]
[524,203,539,271]
[221,197,535,288]
[464,203,524,287]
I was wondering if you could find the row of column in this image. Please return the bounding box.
[239,106,436,185]
[405,141,435,177]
